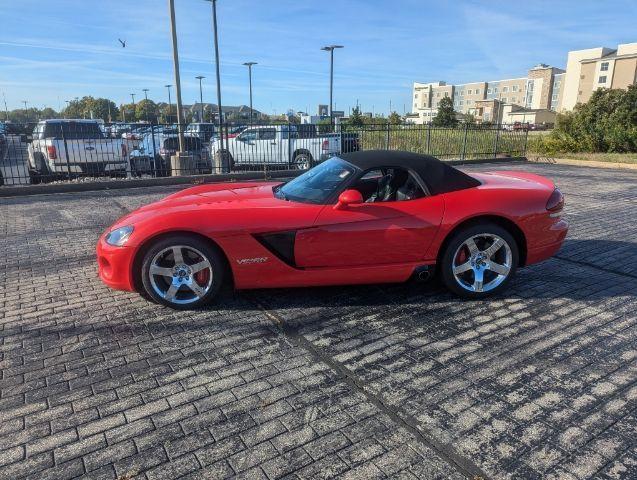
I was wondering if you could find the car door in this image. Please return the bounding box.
[294,171,444,268]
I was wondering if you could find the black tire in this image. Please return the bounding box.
[29,153,50,184]
[440,223,519,299]
[140,235,225,309]
[292,151,313,170]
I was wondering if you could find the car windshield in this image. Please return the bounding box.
[275,157,356,204]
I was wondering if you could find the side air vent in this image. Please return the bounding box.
[254,231,297,267]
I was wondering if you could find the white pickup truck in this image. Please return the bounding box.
[28,119,129,179]
[210,124,359,171]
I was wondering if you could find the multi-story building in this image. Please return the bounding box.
[560,43,637,111]
[410,42,636,124]
[411,65,563,124]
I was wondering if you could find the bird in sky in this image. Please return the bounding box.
[118,38,126,48]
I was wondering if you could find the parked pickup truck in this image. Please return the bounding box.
[28,119,129,180]
[210,124,359,171]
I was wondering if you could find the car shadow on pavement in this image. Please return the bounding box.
[210,238,637,319]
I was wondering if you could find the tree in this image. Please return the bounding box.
[62,96,118,122]
[348,106,364,127]
[432,96,458,127]
[135,99,158,123]
[388,111,402,125]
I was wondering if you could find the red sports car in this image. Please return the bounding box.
[97,151,568,309]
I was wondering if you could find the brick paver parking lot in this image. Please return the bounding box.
[1,161,637,479]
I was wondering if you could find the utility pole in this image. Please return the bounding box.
[321,45,343,126]
[22,101,28,122]
[242,62,257,126]
[195,76,205,122]
[168,0,185,152]
[206,0,224,152]
[165,84,172,123]
[142,88,149,123]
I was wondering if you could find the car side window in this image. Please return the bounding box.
[258,129,276,141]
[239,130,257,142]
[353,167,426,203]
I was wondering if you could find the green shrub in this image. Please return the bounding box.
[532,85,637,155]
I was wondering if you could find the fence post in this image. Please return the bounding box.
[493,125,500,159]
[287,122,292,169]
[461,122,469,161]
[150,123,158,176]
[385,123,390,150]
[523,128,529,157]
[60,123,71,179]
[426,123,431,155]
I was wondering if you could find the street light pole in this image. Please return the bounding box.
[22,100,28,122]
[2,92,8,121]
[242,62,257,126]
[195,76,205,122]
[206,0,224,152]
[320,45,343,127]
[168,0,185,153]
[165,84,172,124]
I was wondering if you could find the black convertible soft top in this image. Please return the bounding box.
[339,150,481,195]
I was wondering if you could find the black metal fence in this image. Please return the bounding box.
[0,120,528,187]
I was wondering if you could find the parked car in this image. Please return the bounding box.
[185,123,216,143]
[131,134,211,176]
[210,124,359,171]
[96,150,568,309]
[28,119,129,180]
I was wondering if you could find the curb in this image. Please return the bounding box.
[0,156,527,197]
[529,157,637,170]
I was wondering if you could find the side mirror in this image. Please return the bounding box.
[335,189,363,210]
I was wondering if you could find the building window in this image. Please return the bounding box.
[600,62,609,72]
[502,97,507,103]
[475,88,480,94]
[487,88,492,94]
[502,86,508,93]
[494,87,498,93]
[512,85,518,92]
[459,101,463,106]
[460,91,464,96]
[580,75,585,79]
[599,75,607,84]
[467,89,472,95]
[444,92,449,97]
[414,94,418,98]
[552,94,558,101]
[414,103,417,108]
[511,97,516,103]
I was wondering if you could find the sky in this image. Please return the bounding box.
[1,0,636,116]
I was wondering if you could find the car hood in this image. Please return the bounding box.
[107,181,321,243]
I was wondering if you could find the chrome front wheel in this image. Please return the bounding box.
[141,236,224,309]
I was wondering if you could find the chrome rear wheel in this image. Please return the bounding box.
[452,234,512,293]
[441,223,519,299]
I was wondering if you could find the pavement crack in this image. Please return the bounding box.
[250,297,490,480]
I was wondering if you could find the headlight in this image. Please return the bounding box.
[105,226,134,246]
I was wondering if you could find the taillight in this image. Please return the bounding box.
[47,145,57,159]
[546,188,564,213]
[322,139,329,151]
[121,144,128,157]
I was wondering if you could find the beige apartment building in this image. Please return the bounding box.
[411,42,637,124]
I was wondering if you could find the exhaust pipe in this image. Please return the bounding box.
[414,265,432,282]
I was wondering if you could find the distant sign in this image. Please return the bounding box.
[318,104,329,116]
